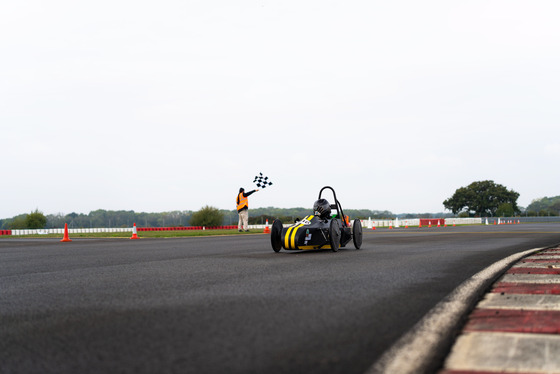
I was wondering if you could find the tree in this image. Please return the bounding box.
[189,206,224,227]
[496,203,515,217]
[7,210,47,229]
[8,215,27,229]
[26,209,47,229]
[443,180,520,217]
[526,196,560,216]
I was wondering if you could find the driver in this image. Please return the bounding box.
[313,198,331,219]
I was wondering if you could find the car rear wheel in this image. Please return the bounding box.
[329,219,341,252]
[352,219,363,249]
[271,219,283,252]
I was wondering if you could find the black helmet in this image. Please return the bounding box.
[313,198,331,218]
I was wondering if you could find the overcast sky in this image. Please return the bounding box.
[2,0,559,219]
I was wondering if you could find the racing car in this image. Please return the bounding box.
[270,186,363,252]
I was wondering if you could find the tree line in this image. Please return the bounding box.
[525,196,560,216]
[1,209,194,230]
[1,207,412,230]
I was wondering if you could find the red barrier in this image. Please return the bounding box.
[419,219,445,227]
[135,226,238,232]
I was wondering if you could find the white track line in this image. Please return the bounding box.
[500,274,560,283]
[444,331,560,373]
[477,293,560,311]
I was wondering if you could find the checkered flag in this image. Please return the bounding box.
[253,172,273,189]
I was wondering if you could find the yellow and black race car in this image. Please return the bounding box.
[270,186,363,252]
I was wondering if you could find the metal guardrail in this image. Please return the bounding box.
[364,217,482,228]
[500,216,560,223]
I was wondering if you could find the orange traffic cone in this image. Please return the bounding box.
[130,223,139,239]
[389,220,393,229]
[372,222,376,230]
[60,223,72,242]
[264,219,270,234]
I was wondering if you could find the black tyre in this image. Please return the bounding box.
[352,219,363,249]
[271,219,283,252]
[329,219,341,252]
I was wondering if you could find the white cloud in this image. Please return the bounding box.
[544,144,560,156]
[2,0,560,218]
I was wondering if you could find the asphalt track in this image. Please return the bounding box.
[1,224,560,374]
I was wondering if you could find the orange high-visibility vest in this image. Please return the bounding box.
[237,192,248,211]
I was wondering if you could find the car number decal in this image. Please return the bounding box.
[285,215,314,249]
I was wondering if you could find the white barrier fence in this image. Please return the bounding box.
[365,217,482,228]
[9,218,485,236]
[10,227,132,236]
